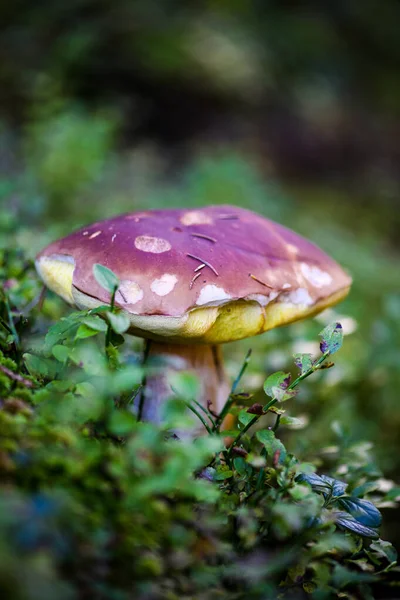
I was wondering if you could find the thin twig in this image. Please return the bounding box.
[249,273,274,289]
[191,233,217,243]
[194,264,206,272]
[189,272,202,289]
[0,364,34,388]
[117,288,128,303]
[187,253,219,276]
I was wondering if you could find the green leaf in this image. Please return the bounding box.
[74,381,98,397]
[238,409,256,427]
[256,429,287,463]
[351,481,379,497]
[280,415,306,428]
[69,342,107,375]
[263,371,291,398]
[319,322,343,355]
[93,263,119,294]
[320,475,347,497]
[296,473,332,494]
[332,563,376,588]
[23,353,59,379]
[263,371,295,402]
[107,330,125,347]
[385,486,400,501]
[52,344,70,363]
[160,397,195,429]
[335,512,379,539]
[81,315,108,332]
[75,324,101,339]
[369,539,398,564]
[107,311,130,334]
[168,372,200,401]
[45,379,72,393]
[110,367,143,394]
[44,314,81,351]
[233,457,249,476]
[214,469,233,480]
[108,410,137,436]
[337,497,382,528]
[293,353,313,375]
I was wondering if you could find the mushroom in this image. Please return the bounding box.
[35,205,351,435]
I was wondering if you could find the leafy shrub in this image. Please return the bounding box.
[0,252,398,599]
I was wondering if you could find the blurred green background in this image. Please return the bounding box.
[1,0,400,547]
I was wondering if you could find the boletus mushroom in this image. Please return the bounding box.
[35,205,351,435]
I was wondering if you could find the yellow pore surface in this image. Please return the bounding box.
[36,255,75,304]
[36,255,350,344]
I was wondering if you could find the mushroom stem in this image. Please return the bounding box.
[136,341,230,437]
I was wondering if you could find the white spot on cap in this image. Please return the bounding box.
[116,280,143,305]
[180,211,213,226]
[134,236,171,254]
[82,231,89,236]
[196,284,231,306]
[300,263,332,288]
[89,231,102,239]
[282,283,291,289]
[151,274,178,296]
[247,293,270,306]
[47,253,75,264]
[287,244,298,254]
[284,288,313,306]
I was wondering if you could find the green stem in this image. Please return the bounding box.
[228,351,330,454]
[185,402,213,434]
[4,295,20,347]
[191,398,217,429]
[272,414,281,432]
[255,448,267,491]
[137,340,151,422]
[105,285,118,351]
[214,349,252,431]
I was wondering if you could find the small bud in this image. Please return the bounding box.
[273,450,281,467]
[247,403,263,415]
[231,447,249,458]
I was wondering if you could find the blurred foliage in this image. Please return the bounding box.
[2,0,400,203]
[0,247,399,598]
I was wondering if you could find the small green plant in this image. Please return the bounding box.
[0,255,398,599]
